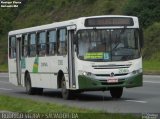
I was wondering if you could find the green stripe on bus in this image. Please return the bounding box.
[32,57,39,73]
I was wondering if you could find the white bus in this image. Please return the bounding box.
[8,15,143,99]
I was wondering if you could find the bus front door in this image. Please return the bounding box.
[68,29,76,88]
[16,35,22,85]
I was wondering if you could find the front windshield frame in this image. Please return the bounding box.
[76,28,141,62]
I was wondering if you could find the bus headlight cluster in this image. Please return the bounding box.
[78,70,92,76]
[132,68,142,75]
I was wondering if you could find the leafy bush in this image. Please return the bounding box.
[143,22,160,60]
[81,0,97,4]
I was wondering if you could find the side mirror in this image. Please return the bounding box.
[139,28,144,48]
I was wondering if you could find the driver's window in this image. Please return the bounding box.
[127,30,135,48]
[111,30,125,49]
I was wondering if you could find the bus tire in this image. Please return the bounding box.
[25,73,36,95]
[35,88,43,95]
[110,87,123,99]
[61,76,73,100]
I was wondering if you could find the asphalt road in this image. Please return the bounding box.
[0,73,160,113]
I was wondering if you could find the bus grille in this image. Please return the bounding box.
[101,82,124,85]
[92,64,131,69]
[95,73,128,77]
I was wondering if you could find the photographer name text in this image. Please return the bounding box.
[1,1,21,8]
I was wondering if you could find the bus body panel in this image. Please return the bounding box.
[8,59,17,85]
[20,56,69,89]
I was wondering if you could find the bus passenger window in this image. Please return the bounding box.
[29,33,36,57]
[38,32,46,56]
[58,29,67,55]
[48,30,56,55]
[22,35,28,57]
[9,36,16,59]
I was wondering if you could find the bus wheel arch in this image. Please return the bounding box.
[57,70,64,88]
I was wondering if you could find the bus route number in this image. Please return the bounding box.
[41,62,48,67]
[119,68,129,74]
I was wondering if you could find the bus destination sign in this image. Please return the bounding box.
[85,17,134,27]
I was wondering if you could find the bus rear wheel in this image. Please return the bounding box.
[61,76,73,100]
[110,87,123,99]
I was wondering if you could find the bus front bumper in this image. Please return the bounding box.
[78,73,143,90]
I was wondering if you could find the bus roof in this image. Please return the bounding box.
[9,15,138,36]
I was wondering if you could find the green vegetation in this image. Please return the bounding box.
[143,22,160,60]
[123,0,160,28]
[0,0,160,73]
[143,60,160,74]
[0,95,140,119]
[0,63,8,72]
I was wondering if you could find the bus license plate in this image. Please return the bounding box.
[107,78,118,83]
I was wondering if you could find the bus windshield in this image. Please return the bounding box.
[77,29,141,61]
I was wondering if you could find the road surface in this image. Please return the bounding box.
[0,73,160,113]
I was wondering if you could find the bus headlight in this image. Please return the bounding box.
[78,70,92,76]
[132,68,142,75]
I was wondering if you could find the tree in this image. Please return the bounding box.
[123,0,160,28]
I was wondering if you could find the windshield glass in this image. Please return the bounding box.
[77,29,140,61]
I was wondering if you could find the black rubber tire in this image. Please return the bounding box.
[110,87,123,99]
[25,73,36,95]
[35,88,43,95]
[61,76,73,100]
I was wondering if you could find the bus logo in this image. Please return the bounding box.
[110,72,114,77]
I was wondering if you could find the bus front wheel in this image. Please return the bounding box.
[25,73,36,95]
[36,88,43,95]
[61,76,73,100]
[110,87,123,99]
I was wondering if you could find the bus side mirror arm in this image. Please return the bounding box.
[139,28,144,48]
[73,34,77,45]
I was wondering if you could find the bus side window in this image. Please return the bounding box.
[38,32,46,56]
[58,29,67,55]
[48,30,56,55]
[29,33,36,57]
[9,36,16,59]
[22,34,28,57]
